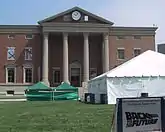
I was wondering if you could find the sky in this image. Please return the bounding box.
[0,0,164,44]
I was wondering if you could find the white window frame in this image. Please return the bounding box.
[52,67,61,85]
[23,65,33,84]
[24,47,32,60]
[5,66,16,84]
[117,48,125,60]
[133,48,141,57]
[8,34,15,39]
[25,34,33,40]
[7,47,15,60]
[90,68,97,80]
[84,16,89,21]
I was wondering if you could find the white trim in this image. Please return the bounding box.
[52,67,61,85]
[117,47,125,50]
[84,16,89,21]
[5,66,16,84]
[8,34,15,39]
[25,34,33,40]
[70,61,81,86]
[7,47,15,49]
[23,66,33,84]
[24,47,32,49]
[134,48,141,50]
[117,48,125,60]
[24,47,32,60]
[0,83,33,86]
[7,47,16,60]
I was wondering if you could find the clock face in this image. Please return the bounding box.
[72,11,81,21]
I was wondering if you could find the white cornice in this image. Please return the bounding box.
[0,25,40,34]
[110,26,158,36]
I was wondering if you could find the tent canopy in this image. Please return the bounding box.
[90,50,165,82]
[88,50,165,104]
[54,82,78,92]
[27,82,50,90]
[25,82,79,101]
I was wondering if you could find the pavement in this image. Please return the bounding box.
[0,99,27,101]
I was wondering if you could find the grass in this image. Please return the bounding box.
[0,101,114,132]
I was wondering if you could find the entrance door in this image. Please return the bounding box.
[71,68,80,87]
[70,61,81,87]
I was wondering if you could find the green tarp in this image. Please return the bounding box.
[52,83,78,100]
[27,82,50,90]
[25,82,79,101]
[54,82,78,92]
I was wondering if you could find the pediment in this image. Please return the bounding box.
[38,6,114,25]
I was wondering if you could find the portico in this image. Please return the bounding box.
[42,32,109,86]
[38,6,113,86]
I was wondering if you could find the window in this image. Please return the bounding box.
[117,48,125,59]
[8,34,15,39]
[134,48,141,57]
[90,68,97,80]
[53,68,60,84]
[7,47,15,60]
[6,67,16,83]
[117,36,125,40]
[24,47,32,60]
[23,67,33,83]
[134,35,141,39]
[84,16,89,21]
[25,34,33,39]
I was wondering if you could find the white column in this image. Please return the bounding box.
[102,41,105,73]
[42,33,49,86]
[83,33,89,82]
[63,33,69,83]
[103,33,110,72]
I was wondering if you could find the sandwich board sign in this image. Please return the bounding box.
[115,97,164,132]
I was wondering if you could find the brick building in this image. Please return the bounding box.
[0,7,157,92]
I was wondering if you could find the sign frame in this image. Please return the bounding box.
[115,97,165,132]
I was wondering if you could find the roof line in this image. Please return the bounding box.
[0,25,39,29]
[111,26,158,31]
[38,6,114,25]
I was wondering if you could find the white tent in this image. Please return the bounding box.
[88,50,165,104]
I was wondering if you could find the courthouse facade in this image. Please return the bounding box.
[0,7,157,91]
